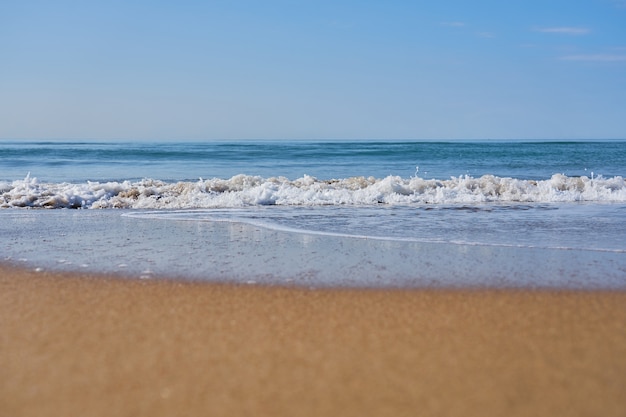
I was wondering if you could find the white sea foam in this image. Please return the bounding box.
[1,173,626,209]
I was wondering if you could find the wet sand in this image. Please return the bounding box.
[1,265,626,417]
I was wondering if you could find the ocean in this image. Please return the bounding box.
[1,140,626,288]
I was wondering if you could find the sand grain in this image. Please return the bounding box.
[1,266,625,417]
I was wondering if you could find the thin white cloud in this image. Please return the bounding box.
[559,54,626,62]
[612,0,626,9]
[477,32,495,38]
[535,27,591,35]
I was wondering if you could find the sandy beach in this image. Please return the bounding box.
[1,264,626,417]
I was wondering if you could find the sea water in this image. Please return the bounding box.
[1,140,625,288]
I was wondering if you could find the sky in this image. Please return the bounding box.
[1,0,625,140]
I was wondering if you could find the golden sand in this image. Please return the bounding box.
[1,265,625,417]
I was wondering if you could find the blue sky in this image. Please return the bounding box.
[1,0,625,140]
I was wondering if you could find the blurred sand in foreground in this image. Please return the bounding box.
[1,265,625,417]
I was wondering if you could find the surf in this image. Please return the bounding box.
[2,172,625,209]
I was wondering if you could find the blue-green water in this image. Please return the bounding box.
[1,140,625,288]
[1,140,625,182]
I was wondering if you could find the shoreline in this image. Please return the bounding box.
[4,207,626,290]
[2,264,626,416]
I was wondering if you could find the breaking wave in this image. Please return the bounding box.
[1,173,626,209]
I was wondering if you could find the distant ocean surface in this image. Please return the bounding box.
[2,140,626,207]
[2,140,626,288]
